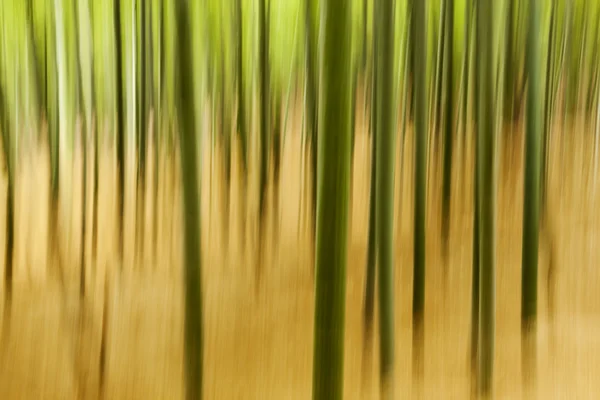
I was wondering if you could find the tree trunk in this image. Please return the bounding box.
[175,0,203,397]
[477,0,496,394]
[412,0,427,378]
[311,0,352,396]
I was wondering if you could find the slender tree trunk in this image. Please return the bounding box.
[272,89,282,240]
[375,0,396,396]
[257,0,269,282]
[441,0,454,258]
[175,0,203,397]
[412,0,427,378]
[521,0,542,388]
[153,0,164,265]
[236,0,247,251]
[504,0,514,122]
[311,0,352,396]
[0,79,14,326]
[477,0,496,394]
[114,0,125,263]
[220,12,231,253]
[364,0,380,343]
[304,0,318,244]
[136,0,149,268]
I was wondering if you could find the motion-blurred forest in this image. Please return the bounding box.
[0,0,600,398]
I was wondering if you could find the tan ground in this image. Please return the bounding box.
[0,101,599,399]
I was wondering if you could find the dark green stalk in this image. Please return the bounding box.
[477,0,496,394]
[137,0,149,266]
[541,0,557,218]
[304,0,318,242]
[258,0,269,256]
[175,0,203,397]
[236,0,247,175]
[0,73,13,323]
[26,0,42,121]
[522,0,541,336]
[363,96,377,343]
[433,0,447,138]
[364,0,380,330]
[311,0,352,396]
[504,0,514,122]
[376,0,396,395]
[272,88,282,238]
[114,0,125,263]
[441,0,454,256]
[412,0,427,377]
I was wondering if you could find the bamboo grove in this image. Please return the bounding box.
[0,0,597,398]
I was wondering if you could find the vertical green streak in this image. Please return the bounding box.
[0,42,14,315]
[522,0,541,330]
[504,0,514,121]
[376,0,396,396]
[311,0,351,397]
[470,0,479,375]
[114,0,125,262]
[236,0,247,174]
[175,0,203,398]
[441,0,454,253]
[304,0,317,240]
[477,0,495,394]
[26,0,41,121]
[272,87,282,225]
[433,0,446,137]
[541,0,557,219]
[363,95,376,338]
[258,0,268,230]
[412,0,427,339]
[364,0,380,343]
[462,0,473,146]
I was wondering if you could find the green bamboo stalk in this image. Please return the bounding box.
[304,0,318,243]
[363,90,377,343]
[577,0,589,114]
[504,0,514,122]
[175,0,203,397]
[311,0,352,397]
[441,0,454,256]
[522,0,541,340]
[114,0,125,263]
[0,24,14,325]
[282,6,300,149]
[219,3,231,250]
[236,0,247,175]
[585,10,600,117]
[433,0,446,139]
[136,0,149,267]
[477,0,495,394]
[73,0,88,298]
[395,18,410,243]
[541,0,557,221]
[257,0,269,272]
[272,86,282,238]
[412,0,427,365]
[364,0,381,339]
[470,1,480,380]
[152,0,164,264]
[25,0,41,124]
[376,0,395,396]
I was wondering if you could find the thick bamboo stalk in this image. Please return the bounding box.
[175,0,203,397]
[311,0,352,396]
